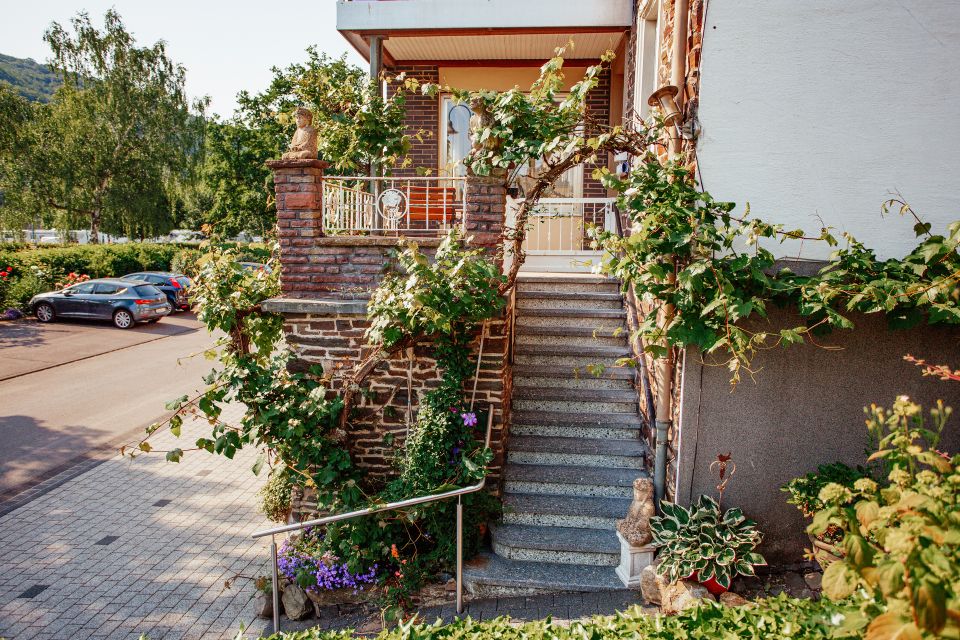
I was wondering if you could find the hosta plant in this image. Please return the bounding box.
[651,495,767,594]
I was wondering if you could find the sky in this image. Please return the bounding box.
[0,0,366,117]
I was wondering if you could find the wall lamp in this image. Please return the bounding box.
[646,85,682,127]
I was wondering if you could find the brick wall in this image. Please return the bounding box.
[267,160,510,516]
[583,68,613,201]
[387,65,440,176]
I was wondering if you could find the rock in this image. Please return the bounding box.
[719,592,749,607]
[281,583,313,621]
[661,580,715,615]
[254,592,273,619]
[804,572,822,591]
[640,558,668,605]
[783,571,807,595]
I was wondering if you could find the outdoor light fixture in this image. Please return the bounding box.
[647,85,682,126]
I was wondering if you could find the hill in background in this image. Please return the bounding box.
[0,53,60,102]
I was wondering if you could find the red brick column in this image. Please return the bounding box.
[463,171,507,259]
[266,159,329,298]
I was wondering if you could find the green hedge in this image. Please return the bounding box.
[0,242,272,310]
[0,242,271,279]
[261,595,865,640]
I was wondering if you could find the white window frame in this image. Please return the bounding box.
[634,0,663,122]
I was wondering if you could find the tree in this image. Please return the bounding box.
[22,11,205,242]
[198,49,412,236]
[0,84,42,235]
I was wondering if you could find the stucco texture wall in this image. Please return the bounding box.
[676,308,960,562]
[696,0,960,260]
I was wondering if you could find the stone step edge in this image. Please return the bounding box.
[513,386,638,402]
[490,523,620,554]
[516,291,622,301]
[509,435,649,457]
[512,364,636,380]
[512,410,644,426]
[517,308,627,319]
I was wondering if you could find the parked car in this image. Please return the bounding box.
[121,272,192,310]
[30,279,170,329]
[238,262,273,274]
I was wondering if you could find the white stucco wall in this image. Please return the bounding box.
[697,1,960,260]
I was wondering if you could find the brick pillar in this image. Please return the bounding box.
[463,170,507,259]
[266,159,329,298]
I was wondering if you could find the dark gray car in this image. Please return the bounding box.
[30,278,171,329]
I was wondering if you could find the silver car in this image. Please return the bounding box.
[30,279,171,329]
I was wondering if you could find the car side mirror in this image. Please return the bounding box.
[63,291,72,296]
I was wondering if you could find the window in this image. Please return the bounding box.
[634,0,662,122]
[94,283,124,295]
[134,285,162,297]
[440,97,474,177]
[68,283,96,295]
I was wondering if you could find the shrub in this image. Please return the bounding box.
[2,265,55,310]
[257,593,864,640]
[783,462,873,545]
[650,495,766,592]
[257,467,294,524]
[170,248,203,277]
[813,396,959,639]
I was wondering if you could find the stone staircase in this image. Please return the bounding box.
[464,274,650,596]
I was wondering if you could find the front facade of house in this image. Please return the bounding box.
[265,0,960,594]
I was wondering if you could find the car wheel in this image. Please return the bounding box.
[113,309,134,329]
[35,302,56,323]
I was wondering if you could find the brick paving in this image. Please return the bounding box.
[0,402,649,640]
[0,404,274,640]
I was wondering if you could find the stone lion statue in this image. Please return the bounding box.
[281,107,318,160]
[617,477,656,546]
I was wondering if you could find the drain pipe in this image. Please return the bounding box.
[653,0,689,510]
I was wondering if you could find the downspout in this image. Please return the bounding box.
[653,0,689,509]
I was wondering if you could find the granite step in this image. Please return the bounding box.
[515,324,629,348]
[502,493,632,529]
[490,524,620,566]
[513,343,632,368]
[463,552,624,597]
[516,275,620,295]
[515,312,625,331]
[512,387,638,403]
[516,291,623,311]
[512,364,635,380]
[507,437,646,470]
[503,463,640,498]
[513,374,635,391]
[511,410,644,440]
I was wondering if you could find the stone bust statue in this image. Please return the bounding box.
[281,107,318,160]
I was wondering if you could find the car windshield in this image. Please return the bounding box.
[133,285,163,297]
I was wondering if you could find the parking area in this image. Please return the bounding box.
[0,313,216,502]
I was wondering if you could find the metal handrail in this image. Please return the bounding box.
[251,407,494,634]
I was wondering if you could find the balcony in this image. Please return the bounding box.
[321,176,465,236]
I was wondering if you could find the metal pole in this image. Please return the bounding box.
[654,420,670,510]
[271,536,280,634]
[456,496,464,615]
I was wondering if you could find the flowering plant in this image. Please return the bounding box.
[56,271,90,289]
[277,528,379,593]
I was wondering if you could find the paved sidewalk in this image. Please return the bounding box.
[0,404,273,640]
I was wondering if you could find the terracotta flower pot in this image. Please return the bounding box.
[686,571,729,596]
[808,534,843,569]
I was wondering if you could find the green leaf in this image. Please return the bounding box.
[165,448,183,463]
[251,454,265,476]
[822,560,859,600]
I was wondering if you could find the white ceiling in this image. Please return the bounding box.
[384,32,626,61]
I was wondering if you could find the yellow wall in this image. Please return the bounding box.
[438,66,590,91]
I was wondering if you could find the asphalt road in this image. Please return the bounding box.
[0,312,218,501]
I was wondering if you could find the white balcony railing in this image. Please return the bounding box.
[519,197,618,254]
[322,176,466,235]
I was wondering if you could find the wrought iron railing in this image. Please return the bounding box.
[518,197,618,254]
[322,176,467,235]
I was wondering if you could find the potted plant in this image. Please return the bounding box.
[781,462,872,567]
[650,495,766,595]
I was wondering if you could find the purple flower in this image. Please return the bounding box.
[461,412,477,427]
